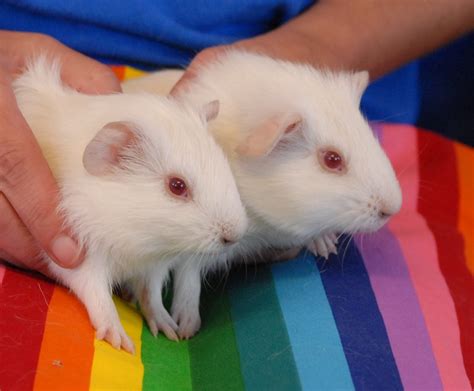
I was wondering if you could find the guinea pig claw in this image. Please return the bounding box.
[308,234,338,259]
[95,324,135,354]
[122,336,136,355]
[119,333,134,353]
[173,309,202,340]
[161,323,179,342]
[324,236,338,256]
[144,311,179,341]
[147,319,159,337]
[313,237,329,259]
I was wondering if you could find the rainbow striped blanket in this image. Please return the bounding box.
[0,68,472,391]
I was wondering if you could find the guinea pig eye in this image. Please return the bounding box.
[167,176,189,199]
[318,149,346,174]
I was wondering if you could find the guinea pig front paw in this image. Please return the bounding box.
[143,307,179,342]
[272,247,302,261]
[307,233,338,259]
[172,307,201,340]
[96,321,135,354]
[135,280,179,341]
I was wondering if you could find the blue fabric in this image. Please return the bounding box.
[271,257,355,390]
[318,242,404,391]
[0,0,312,67]
[1,1,472,144]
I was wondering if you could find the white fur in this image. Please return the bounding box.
[14,56,248,351]
[123,50,403,338]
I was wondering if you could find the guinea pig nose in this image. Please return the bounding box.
[221,236,236,246]
[378,210,392,219]
[218,222,240,245]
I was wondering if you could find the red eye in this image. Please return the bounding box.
[318,149,346,173]
[168,177,188,198]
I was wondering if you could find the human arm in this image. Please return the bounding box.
[172,0,474,92]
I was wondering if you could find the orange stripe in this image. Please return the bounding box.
[110,65,126,81]
[33,286,95,391]
[455,143,474,275]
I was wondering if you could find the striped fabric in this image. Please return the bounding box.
[0,68,472,391]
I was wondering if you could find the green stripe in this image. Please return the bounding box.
[228,265,302,391]
[188,277,245,391]
[141,317,192,390]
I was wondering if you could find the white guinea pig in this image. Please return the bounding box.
[13,57,248,352]
[122,50,402,338]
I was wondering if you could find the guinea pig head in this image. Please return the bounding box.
[233,69,402,242]
[82,97,247,256]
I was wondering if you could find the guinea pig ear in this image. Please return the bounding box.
[236,113,302,158]
[201,100,220,122]
[83,121,138,176]
[351,71,370,102]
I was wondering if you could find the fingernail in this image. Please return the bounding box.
[50,234,81,267]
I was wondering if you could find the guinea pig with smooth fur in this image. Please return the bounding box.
[13,57,248,352]
[122,50,402,338]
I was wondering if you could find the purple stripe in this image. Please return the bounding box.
[355,227,442,390]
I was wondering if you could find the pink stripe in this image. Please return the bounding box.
[383,124,471,390]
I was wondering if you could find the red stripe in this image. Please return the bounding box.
[0,267,55,391]
[417,129,474,386]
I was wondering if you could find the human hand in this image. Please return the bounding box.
[0,31,121,272]
[170,25,320,95]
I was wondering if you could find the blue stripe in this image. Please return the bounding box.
[228,265,302,391]
[272,255,355,391]
[318,240,403,391]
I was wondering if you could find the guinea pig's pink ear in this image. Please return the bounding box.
[351,71,370,102]
[235,113,302,158]
[83,121,137,176]
[201,100,220,122]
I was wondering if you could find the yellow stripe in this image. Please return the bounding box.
[124,67,147,80]
[455,143,474,275]
[90,296,144,390]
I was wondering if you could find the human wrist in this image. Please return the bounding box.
[234,3,369,76]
